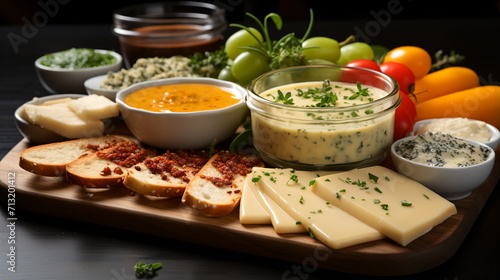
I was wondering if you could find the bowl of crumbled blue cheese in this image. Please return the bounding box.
[85,56,203,100]
[391,131,495,201]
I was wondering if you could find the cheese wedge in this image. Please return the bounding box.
[310,165,457,246]
[67,94,119,120]
[240,175,272,225]
[23,103,104,139]
[251,167,384,249]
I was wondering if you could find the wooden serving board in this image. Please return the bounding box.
[1,138,499,276]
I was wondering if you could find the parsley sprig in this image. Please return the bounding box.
[134,262,163,278]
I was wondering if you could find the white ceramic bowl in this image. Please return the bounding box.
[116,77,248,149]
[15,94,87,144]
[84,74,119,101]
[35,49,122,94]
[391,135,496,201]
[412,118,500,151]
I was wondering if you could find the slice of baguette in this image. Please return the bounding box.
[66,141,156,190]
[124,150,210,198]
[19,135,130,176]
[181,152,264,217]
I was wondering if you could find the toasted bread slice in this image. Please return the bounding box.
[124,150,210,198]
[182,152,264,217]
[66,142,156,190]
[19,135,130,176]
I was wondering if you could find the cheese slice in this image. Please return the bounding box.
[310,165,457,246]
[251,167,384,249]
[239,175,272,225]
[67,94,119,120]
[248,173,306,233]
[23,103,104,139]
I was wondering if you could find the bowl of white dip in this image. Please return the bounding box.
[247,65,401,170]
[391,131,495,200]
[412,118,500,151]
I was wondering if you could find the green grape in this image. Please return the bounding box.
[306,59,335,65]
[217,66,239,83]
[231,51,270,83]
[301,37,340,63]
[336,42,374,65]
[225,28,264,60]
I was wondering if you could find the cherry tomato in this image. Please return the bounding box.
[346,59,381,72]
[382,46,432,80]
[393,91,417,141]
[380,61,415,95]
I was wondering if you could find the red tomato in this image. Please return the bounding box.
[380,61,415,95]
[393,91,417,141]
[346,59,381,72]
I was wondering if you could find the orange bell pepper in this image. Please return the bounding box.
[415,85,500,129]
[413,66,480,103]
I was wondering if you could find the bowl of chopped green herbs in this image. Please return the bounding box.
[35,48,122,94]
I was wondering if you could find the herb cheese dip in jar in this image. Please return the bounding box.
[247,65,401,170]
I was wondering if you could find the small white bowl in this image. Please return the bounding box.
[84,74,119,101]
[15,94,87,144]
[116,77,248,149]
[412,118,500,151]
[35,49,122,94]
[391,135,496,201]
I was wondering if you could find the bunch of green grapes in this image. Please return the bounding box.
[219,10,381,86]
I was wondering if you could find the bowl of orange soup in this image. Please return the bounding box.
[116,77,248,149]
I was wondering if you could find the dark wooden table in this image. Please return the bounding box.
[1,18,499,279]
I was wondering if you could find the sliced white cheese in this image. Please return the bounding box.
[247,172,306,233]
[23,103,104,139]
[310,165,457,246]
[240,175,272,225]
[67,94,119,120]
[251,167,384,249]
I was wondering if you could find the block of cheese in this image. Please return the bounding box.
[310,165,457,246]
[67,94,119,120]
[23,103,104,139]
[240,175,272,225]
[251,167,384,249]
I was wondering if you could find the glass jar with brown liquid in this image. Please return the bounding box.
[113,1,227,68]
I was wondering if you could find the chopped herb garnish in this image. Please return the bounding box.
[252,175,262,183]
[274,90,295,105]
[368,173,379,183]
[308,227,314,238]
[423,194,430,199]
[287,174,299,185]
[296,221,302,225]
[374,187,382,194]
[381,204,389,210]
[384,176,391,182]
[401,200,413,207]
[309,179,316,186]
[299,195,304,204]
[374,199,381,204]
[336,192,341,199]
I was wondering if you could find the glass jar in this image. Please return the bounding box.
[113,1,227,68]
[247,65,401,171]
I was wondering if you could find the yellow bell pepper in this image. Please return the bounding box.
[415,85,500,129]
[413,66,480,103]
